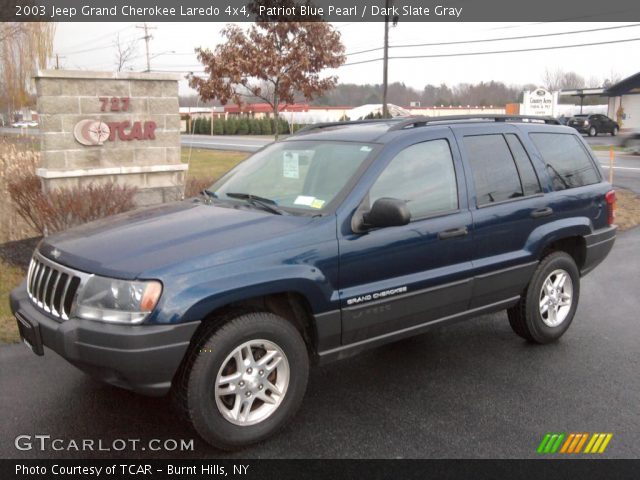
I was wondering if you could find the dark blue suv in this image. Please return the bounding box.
[11,115,616,449]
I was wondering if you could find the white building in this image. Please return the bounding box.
[604,72,640,131]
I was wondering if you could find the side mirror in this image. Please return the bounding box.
[362,197,411,229]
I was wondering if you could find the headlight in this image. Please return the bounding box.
[583,120,589,126]
[75,276,162,324]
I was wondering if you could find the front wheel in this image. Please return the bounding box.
[588,126,597,137]
[183,312,309,450]
[508,252,580,344]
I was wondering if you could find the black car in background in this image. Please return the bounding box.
[568,114,619,137]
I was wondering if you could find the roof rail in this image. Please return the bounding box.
[292,117,401,135]
[388,114,560,131]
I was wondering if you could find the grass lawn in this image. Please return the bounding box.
[590,145,627,152]
[182,148,249,181]
[0,261,24,343]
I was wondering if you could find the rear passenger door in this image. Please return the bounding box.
[454,125,548,308]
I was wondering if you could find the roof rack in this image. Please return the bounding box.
[388,114,560,131]
[292,117,402,135]
[291,114,560,137]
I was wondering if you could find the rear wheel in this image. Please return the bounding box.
[507,252,580,343]
[612,126,618,136]
[588,126,597,137]
[182,312,309,450]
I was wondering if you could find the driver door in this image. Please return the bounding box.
[337,134,474,344]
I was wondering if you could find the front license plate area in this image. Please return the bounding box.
[16,314,44,356]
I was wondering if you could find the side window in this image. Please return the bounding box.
[529,133,600,190]
[505,134,542,196]
[463,134,523,205]
[369,139,458,219]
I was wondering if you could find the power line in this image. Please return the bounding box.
[59,32,139,56]
[347,23,640,56]
[58,25,133,53]
[343,36,640,66]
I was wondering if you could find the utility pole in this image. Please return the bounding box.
[382,0,397,118]
[136,23,156,72]
[54,54,65,69]
[382,0,390,119]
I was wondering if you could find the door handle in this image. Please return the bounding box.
[530,207,554,218]
[438,227,468,240]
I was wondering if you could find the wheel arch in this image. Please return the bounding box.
[527,219,590,271]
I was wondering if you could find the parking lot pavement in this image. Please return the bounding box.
[1,228,639,460]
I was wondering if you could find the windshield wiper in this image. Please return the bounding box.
[225,192,284,215]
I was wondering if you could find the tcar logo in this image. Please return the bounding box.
[73,119,111,146]
[73,119,157,147]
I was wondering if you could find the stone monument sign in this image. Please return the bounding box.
[35,70,186,205]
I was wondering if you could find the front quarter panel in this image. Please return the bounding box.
[147,217,340,326]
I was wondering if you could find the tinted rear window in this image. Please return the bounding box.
[529,133,600,190]
[463,134,523,205]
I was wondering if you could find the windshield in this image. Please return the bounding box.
[209,140,375,212]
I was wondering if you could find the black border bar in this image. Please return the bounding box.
[3,459,640,480]
[2,0,640,22]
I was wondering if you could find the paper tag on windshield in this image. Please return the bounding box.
[294,195,315,206]
[310,199,325,209]
[283,153,299,179]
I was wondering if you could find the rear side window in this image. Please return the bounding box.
[463,134,523,205]
[505,134,541,196]
[529,133,600,190]
[369,139,458,219]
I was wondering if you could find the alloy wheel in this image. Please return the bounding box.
[539,269,573,327]
[214,339,290,426]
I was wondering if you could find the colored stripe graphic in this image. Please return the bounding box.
[585,433,613,454]
[537,433,565,454]
[541,433,614,454]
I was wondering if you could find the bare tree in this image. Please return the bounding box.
[114,33,138,72]
[602,69,622,88]
[542,67,585,91]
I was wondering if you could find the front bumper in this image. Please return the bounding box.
[10,282,200,396]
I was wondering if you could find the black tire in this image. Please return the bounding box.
[588,126,597,137]
[507,252,580,344]
[182,312,309,450]
[612,126,618,136]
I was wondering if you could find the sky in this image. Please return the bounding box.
[52,22,640,96]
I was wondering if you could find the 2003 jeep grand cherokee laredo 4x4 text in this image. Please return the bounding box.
[11,115,616,449]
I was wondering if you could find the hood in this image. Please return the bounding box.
[39,200,314,279]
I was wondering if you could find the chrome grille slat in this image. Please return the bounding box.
[49,272,62,316]
[60,275,72,318]
[28,260,39,293]
[26,259,36,289]
[33,263,45,305]
[40,267,52,310]
[45,270,58,311]
[26,253,90,321]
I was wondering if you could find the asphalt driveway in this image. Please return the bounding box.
[1,228,639,459]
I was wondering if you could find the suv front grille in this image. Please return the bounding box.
[27,253,86,320]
